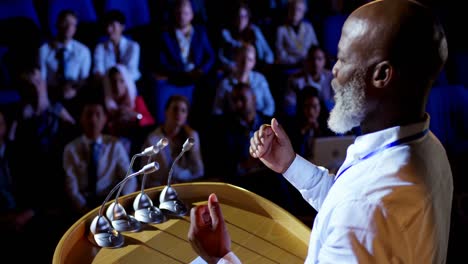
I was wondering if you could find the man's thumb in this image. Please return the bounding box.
[208,193,223,230]
[271,118,287,141]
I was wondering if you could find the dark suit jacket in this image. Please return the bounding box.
[159,25,215,79]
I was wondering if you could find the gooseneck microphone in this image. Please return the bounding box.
[158,137,195,216]
[167,137,195,187]
[105,138,168,231]
[89,162,159,248]
[133,137,172,223]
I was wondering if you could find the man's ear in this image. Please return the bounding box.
[372,61,393,88]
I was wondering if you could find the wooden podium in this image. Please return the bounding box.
[53,182,311,263]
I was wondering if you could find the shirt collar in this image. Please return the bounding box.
[56,40,74,51]
[105,36,128,51]
[348,113,430,161]
[82,135,103,146]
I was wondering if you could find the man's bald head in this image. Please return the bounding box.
[348,0,447,85]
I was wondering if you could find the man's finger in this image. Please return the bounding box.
[207,193,223,231]
[271,118,288,142]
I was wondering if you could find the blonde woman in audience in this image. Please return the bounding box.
[142,95,204,187]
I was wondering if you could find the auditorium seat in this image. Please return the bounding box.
[102,0,151,31]
[0,0,41,27]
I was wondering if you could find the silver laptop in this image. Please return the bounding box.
[311,136,356,173]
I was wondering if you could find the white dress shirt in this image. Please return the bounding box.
[219,114,453,263]
[39,39,91,86]
[63,134,137,211]
[93,36,141,81]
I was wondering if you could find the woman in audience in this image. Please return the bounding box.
[104,65,155,153]
[285,86,333,161]
[218,2,274,73]
[284,45,334,116]
[275,0,319,67]
[213,43,275,116]
[142,95,204,187]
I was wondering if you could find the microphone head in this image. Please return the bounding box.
[182,137,195,152]
[157,137,169,149]
[140,161,159,174]
[141,138,169,156]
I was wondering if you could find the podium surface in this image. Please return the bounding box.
[53,182,311,263]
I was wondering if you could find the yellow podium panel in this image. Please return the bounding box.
[53,182,311,264]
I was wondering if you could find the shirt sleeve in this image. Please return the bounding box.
[256,73,275,116]
[283,154,334,211]
[39,44,48,81]
[253,26,274,64]
[93,43,105,75]
[217,252,242,264]
[127,41,141,81]
[80,45,92,80]
[63,143,87,211]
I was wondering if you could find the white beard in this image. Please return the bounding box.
[328,70,367,134]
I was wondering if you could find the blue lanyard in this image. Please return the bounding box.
[333,129,429,184]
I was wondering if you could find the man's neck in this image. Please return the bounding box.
[56,37,72,46]
[85,133,101,142]
[178,24,192,35]
[111,36,121,46]
[235,70,249,83]
[360,105,425,135]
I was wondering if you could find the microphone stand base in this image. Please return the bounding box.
[159,199,188,217]
[134,206,166,223]
[111,215,142,232]
[88,229,125,248]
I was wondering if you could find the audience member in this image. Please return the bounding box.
[0,110,35,236]
[213,43,275,116]
[275,0,319,67]
[0,108,65,263]
[93,10,141,82]
[63,89,137,217]
[39,10,91,102]
[6,66,77,263]
[285,86,333,161]
[218,2,274,73]
[158,0,215,85]
[284,45,334,116]
[105,65,155,153]
[215,83,271,180]
[142,95,204,187]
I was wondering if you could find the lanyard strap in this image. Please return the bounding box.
[333,129,429,184]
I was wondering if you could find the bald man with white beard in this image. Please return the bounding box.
[187,0,453,263]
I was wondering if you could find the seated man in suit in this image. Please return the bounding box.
[157,0,215,85]
[63,89,137,217]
